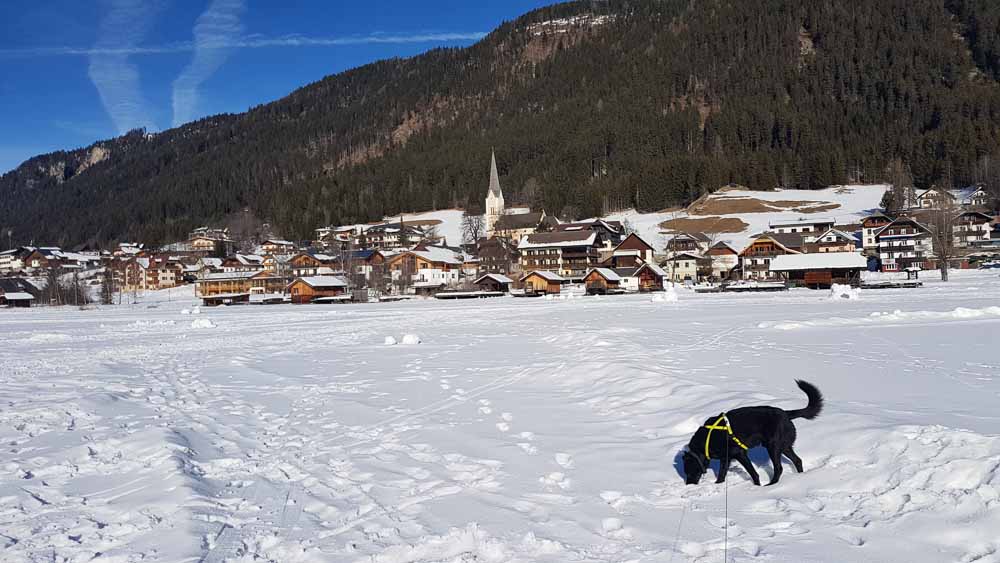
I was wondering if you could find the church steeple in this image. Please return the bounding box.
[485,149,505,236]
[488,149,503,199]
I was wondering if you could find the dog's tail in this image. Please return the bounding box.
[786,380,823,420]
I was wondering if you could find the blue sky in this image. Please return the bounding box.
[0,0,553,174]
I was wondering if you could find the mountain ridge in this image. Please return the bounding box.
[3,0,1000,247]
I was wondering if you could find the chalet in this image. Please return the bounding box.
[662,252,708,282]
[874,217,932,271]
[387,245,464,287]
[358,222,433,250]
[493,211,556,241]
[262,254,292,276]
[664,232,711,255]
[188,227,235,256]
[0,278,37,307]
[339,249,386,284]
[221,254,265,273]
[289,252,338,277]
[608,233,657,266]
[584,267,622,294]
[738,233,804,280]
[803,228,859,253]
[473,273,513,293]
[769,252,867,288]
[518,230,603,279]
[861,213,893,250]
[956,186,990,208]
[705,242,739,280]
[916,187,950,209]
[140,255,186,290]
[260,239,297,255]
[287,276,348,304]
[768,218,836,235]
[953,211,993,249]
[520,270,564,294]
[21,248,61,272]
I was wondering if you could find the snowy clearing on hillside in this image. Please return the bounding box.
[605,184,888,250]
[2,270,999,562]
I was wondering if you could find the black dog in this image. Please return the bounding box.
[682,380,823,486]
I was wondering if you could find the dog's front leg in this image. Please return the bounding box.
[715,456,729,484]
[735,452,761,485]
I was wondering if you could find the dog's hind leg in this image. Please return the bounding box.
[765,445,784,486]
[783,446,804,473]
[735,451,761,485]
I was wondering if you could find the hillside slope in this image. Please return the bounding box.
[3,0,1000,247]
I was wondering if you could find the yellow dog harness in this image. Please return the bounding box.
[704,413,750,459]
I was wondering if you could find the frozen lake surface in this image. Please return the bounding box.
[2,271,999,562]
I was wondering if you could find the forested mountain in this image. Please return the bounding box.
[4,0,1000,247]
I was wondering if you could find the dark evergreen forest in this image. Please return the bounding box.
[4,0,1000,246]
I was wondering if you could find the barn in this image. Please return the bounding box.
[520,271,564,294]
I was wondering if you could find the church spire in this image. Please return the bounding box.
[488,149,502,198]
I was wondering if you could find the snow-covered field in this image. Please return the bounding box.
[2,271,999,562]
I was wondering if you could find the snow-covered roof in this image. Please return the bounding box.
[637,263,668,277]
[474,273,513,284]
[814,228,859,242]
[410,246,462,265]
[294,276,347,288]
[1,292,34,300]
[521,270,565,282]
[666,252,706,261]
[587,267,621,282]
[263,239,295,246]
[769,252,867,271]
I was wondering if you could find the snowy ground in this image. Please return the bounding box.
[2,271,999,562]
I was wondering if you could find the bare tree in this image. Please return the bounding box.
[461,207,486,249]
[927,201,958,282]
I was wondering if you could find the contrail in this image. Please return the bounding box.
[87,0,164,134]
[171,0,246,127]
[1,32,488,58]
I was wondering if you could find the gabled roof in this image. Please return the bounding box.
[613,232,655,253]
[873,216,931,237]
[409,246,463,265]
[813,228,859,242]
[520,270,564,282]
[707,241,738,255]
[494,212,544,231]
[292,276,348,289]
[586,267,621,282]
[518,231,597,249]
[635,262,668,278]
[474,273,513,285]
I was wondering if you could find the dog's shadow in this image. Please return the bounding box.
[672,447,776,482]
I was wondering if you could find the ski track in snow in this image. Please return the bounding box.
[1,270,999,561]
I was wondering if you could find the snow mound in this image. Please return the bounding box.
[369,523,507,563]
[401,334,421,345]
[384,336,398,346]
[652,284,679,302]
[192,306,200,315]
[180,308,191,315]
[829,284,860,300]
[190,318,216,329]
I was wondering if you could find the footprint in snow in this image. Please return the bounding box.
[539,472,571,490]
[496,422,510,432]
[517,442,538,455]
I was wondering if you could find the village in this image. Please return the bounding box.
[2,152,999,309]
